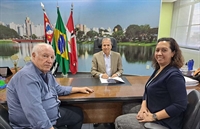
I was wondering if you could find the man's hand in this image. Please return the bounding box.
[72,87,94,94]
[79,87,94,94]
[111,74,118,78]
[101,73,109,79]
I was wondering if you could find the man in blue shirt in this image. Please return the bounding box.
[6,43,94,129]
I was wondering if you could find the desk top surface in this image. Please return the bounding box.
[70,76,132,86]
[1,76,200,103]
[57,76,149,102]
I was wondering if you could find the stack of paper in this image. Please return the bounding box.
[184,76,199,87]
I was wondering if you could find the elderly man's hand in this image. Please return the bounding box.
[71,87,94,94]
[80,87,94,94]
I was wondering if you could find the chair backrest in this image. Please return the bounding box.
[183,90,200,129]
[0,104,12,129]
[93,37,117,53]
[144,90,200,129]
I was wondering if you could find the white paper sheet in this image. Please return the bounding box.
[184,76,199,87]
[100,76,124,83]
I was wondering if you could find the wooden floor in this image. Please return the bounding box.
[82,123,114,129]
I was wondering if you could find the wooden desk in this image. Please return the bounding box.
[58,76,149,123]
[1,76,200,123]
[57,76,147,103]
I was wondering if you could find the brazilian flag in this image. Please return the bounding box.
[52,7,69,75]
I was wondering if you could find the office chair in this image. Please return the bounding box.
[0,103,68,129]
[0,104,12,129]
[93,37,118,129]
[144,89,200,129]
[93,37,117,53]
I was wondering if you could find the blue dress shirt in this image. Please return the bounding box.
[6,62,72,129]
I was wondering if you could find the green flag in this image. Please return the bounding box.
[52,7,69,75]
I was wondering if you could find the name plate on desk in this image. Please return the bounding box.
[71,76,131,86]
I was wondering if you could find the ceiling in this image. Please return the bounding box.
[162,0,177,2]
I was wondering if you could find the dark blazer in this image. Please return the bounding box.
[144,65,187,129]
[91,51,123,77]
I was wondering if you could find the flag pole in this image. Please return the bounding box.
[62,3,69,78]
[53,4,69,77]
[41,2,47,43]
[71,3,73,11]
[41,2,45,12]
[67,3,78,74]
[41,2,53,44]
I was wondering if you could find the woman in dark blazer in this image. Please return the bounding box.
[115,37,187,129]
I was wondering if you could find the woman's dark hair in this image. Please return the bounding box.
[152,37,184,69]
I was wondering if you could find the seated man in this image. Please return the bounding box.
[6,43,94,129]
[91,37,123,79]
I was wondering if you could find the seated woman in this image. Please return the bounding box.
[115,37,187,129]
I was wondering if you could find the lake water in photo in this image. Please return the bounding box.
[0,43,155,76]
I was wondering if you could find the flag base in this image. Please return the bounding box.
[61,73,68,78]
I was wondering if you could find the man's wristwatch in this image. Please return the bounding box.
[152,113,158,121]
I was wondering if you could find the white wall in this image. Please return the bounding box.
[181,48,200,69]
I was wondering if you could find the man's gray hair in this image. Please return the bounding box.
[31,43,54,60]
[102,37,113,45]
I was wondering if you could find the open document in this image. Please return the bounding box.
[184,76,199,87]
[100,76,125,84]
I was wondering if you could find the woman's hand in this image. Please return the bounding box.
[136,107,148,120]
[138,112,155,122]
